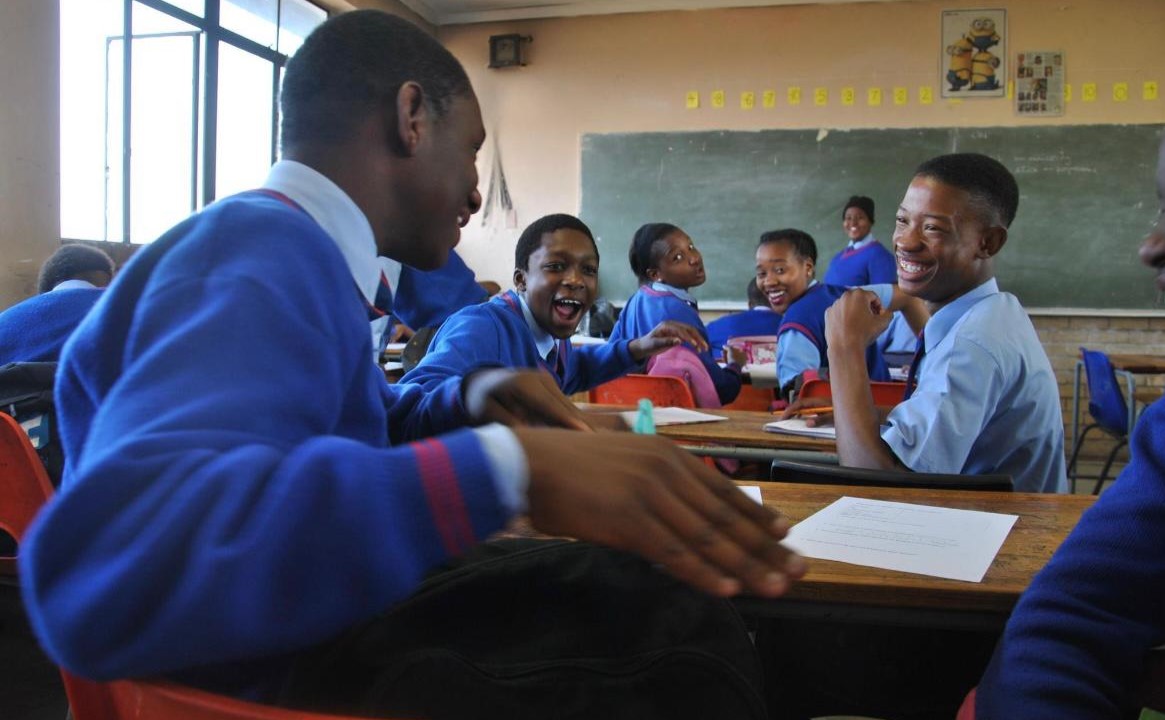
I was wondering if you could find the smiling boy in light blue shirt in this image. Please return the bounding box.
[816,152,1066,493]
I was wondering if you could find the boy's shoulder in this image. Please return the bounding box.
[441,292,526,336]
[139,190,346,287]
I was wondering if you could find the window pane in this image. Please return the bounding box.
[221,0,277,49]
[278,0,326,56]
[216,43,274,199]
[123,3,201,243]
[60,0,123,241]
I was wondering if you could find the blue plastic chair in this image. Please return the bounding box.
[1067,347,1139,494]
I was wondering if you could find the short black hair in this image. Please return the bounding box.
[842,195,875,224]
[280,10,471,151]
[746,277,767,309]
[514,214,597,270]
[628,223,682,284]
[758,228,818,264]
[37,244,115,294]
[914,153,1020,228]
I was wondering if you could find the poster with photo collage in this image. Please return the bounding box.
[1015,51,1064,116]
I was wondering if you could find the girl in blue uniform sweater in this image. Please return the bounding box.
[756,228,894,397]
[608,223,742,405]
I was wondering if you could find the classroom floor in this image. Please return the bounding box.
[0,582,68,720]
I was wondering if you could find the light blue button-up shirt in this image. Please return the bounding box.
[881,278,1067,493]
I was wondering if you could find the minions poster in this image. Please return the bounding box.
[941,9,1007,99]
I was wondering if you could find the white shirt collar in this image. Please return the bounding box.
[262,159,392,306]
[847,232,877,249]
[51,279,99,292]
[650,281,697,305]
[517,293,557,361]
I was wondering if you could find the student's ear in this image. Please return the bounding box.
[979,226,1008,258]
[805,258,816,278]
[513,267,527,292]
[389,81,428,157]
[645,267,660,282]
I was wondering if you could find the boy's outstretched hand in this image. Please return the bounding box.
[514,427,807,598]
[629,320,709,362]
[464,368,593,431]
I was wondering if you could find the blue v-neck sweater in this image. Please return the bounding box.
[22,192,511,696]
[402,290,636,395]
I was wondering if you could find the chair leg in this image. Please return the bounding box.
[1092,439,1129,495]
[1066,424,1099,492]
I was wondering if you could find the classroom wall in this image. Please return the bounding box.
[438,0,1165,470]
[0,0,60,308]
[440,0,1164,285]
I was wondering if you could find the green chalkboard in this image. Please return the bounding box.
[581,124,1164,309]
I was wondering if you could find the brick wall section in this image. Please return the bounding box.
[1033,314,1165,476]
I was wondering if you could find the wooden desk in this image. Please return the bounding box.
[737,482,1094,630]
[580,404,836,460]
[1108,353,1165,374]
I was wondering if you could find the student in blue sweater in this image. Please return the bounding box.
[21,11,803,709]
[809,153,1065,493]
[822,195,897,287]
[609,223,742,405]
[964,135,1165,720]
[757,228,920,397]
[705,278,782,354]
[823,196,918,359]
[403,213,704,395]
[0,243,115,364]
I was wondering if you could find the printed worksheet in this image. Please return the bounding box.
[782,496,1018,582]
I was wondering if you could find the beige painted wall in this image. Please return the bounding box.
[440,0,1165,287]
[0,0,60,308]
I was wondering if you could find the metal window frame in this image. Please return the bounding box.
[98,0,319,243]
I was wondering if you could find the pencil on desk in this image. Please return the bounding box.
[779,406,833,417]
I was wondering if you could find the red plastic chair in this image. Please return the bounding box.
[798,378,906,407]
[722,383,777,412]
[588,374,697,408]
[61,673,382,720]
[0,411,55,578]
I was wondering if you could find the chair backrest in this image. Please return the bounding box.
[1079,347,1130,434]
[798,379,906,407]
[0,361,63,485]
[61,673,378,720]
[588,373,696,408]
[644,346,721,408]
[400,326,437,373]
[0,411,55,576]
[770,459,1014,491]
[722,383,776,412]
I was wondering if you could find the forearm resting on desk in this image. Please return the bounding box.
[827,340,904,471]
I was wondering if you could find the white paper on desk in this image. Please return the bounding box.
[617,406,728,427]
[384,342,407,353]
[738,485,763,505]
[764,417,837,439]
[783,496,1018,582]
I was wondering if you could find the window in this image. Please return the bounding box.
[60,0,327,244]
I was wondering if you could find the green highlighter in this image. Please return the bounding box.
[633,398,656,435]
